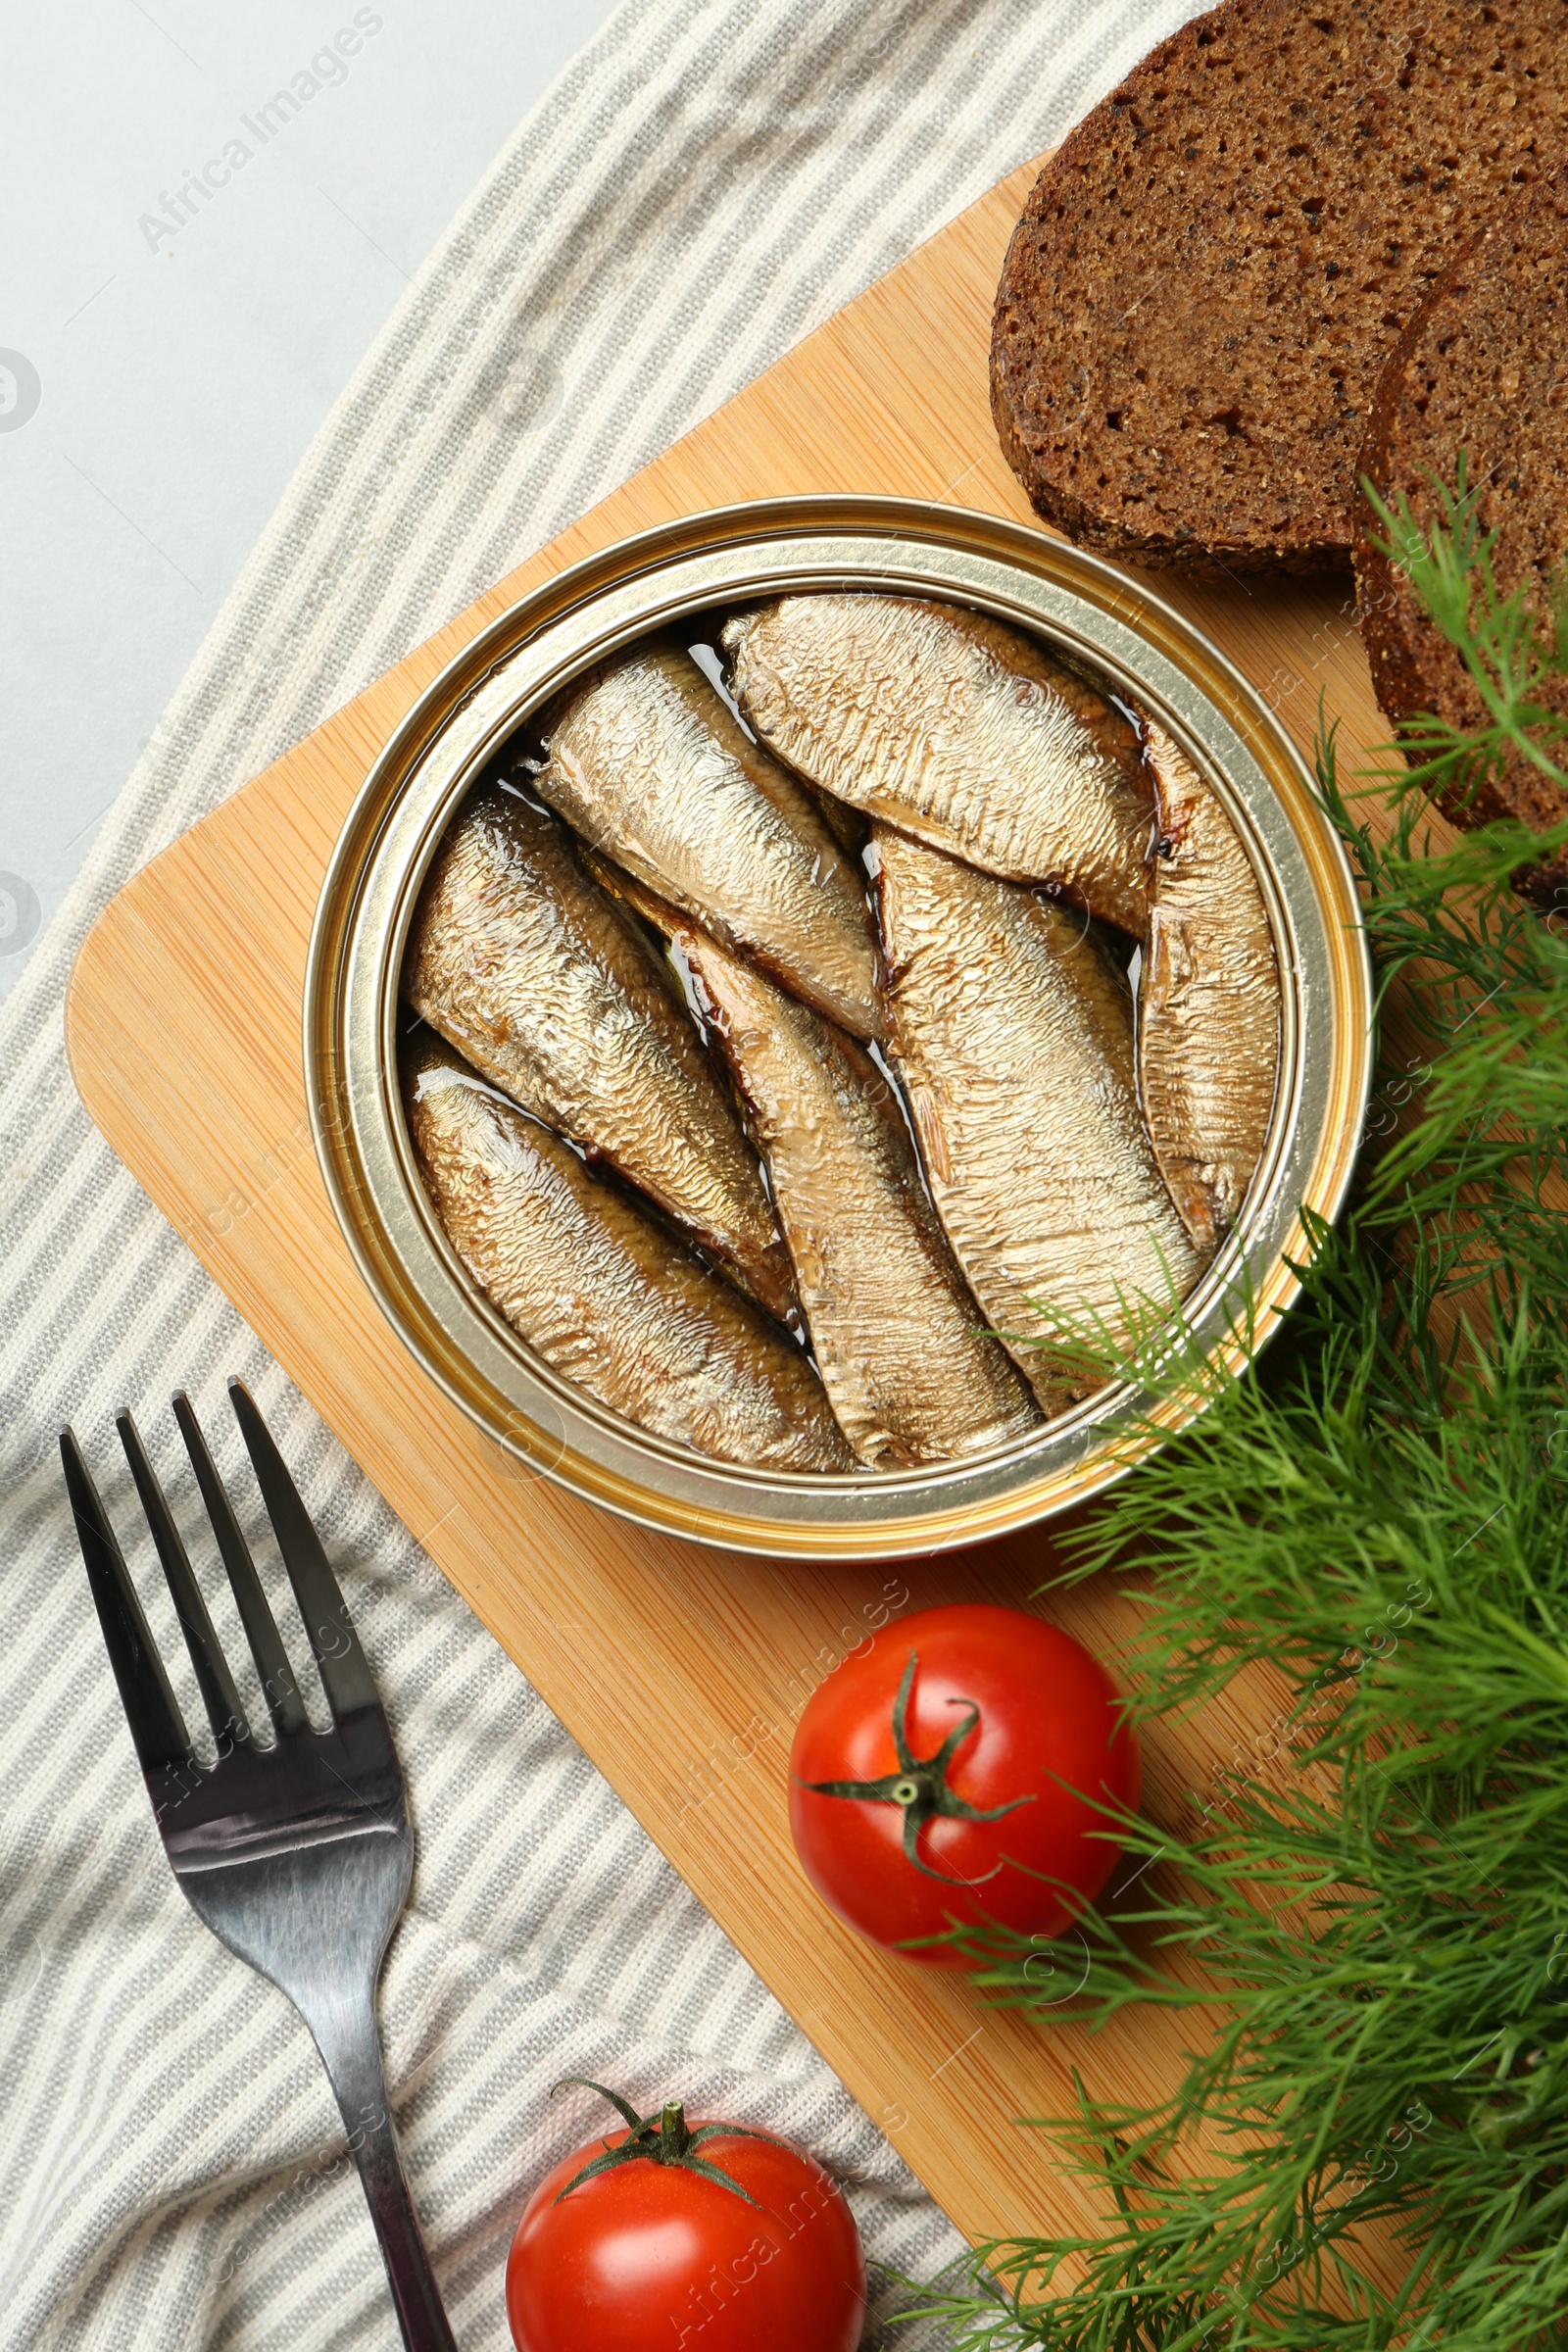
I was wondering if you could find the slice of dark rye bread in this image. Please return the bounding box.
[1354,170,1568,909]
[991,0,1568,575]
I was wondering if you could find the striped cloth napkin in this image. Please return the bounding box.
[0,1,1201,2342]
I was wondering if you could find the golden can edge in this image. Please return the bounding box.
[304,497,1373,1560]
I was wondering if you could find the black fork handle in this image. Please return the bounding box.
[305,1988,458,2352]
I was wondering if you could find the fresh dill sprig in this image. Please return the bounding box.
[897,499,1568,2351]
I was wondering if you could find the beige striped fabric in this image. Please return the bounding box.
[0,1,1202,2343]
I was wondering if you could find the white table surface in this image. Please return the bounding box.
[0,0,618,1000]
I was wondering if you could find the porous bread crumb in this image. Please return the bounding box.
[991,0,1568,575]
[1354,168,1568,909]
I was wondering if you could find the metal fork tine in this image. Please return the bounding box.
[61,1428,192,1778]
[117,1407,251,1750]
[173,1392,308,1740]
[227,1380,380,1721]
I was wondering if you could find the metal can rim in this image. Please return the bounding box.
[304,496,1372,1558]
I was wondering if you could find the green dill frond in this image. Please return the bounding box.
[899,493,1568,2351]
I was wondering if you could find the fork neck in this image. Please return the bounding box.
[306,1990,458,2352]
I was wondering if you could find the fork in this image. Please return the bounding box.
[61,1378,458,2352]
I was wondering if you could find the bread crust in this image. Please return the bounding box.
[992,0,1568,577]
[1353,172,1568,909]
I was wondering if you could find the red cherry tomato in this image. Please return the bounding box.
[788,1601,1141,1963]
[506,2084,865,2352]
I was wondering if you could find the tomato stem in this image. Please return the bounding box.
[797,1650,1035,1886]
[550,2080,772,2206]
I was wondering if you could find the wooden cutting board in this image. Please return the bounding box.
[65,157,1409,2270]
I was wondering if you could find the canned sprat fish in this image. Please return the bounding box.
[305,499,1370,1559]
